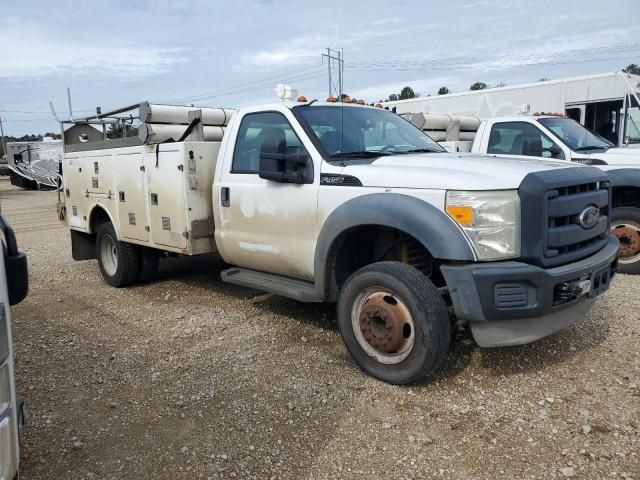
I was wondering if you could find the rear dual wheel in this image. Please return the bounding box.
[96,222,159,287]
[337,261,450,384]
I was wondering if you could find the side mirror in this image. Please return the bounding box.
[258,136,311,184]
[1,216,28,306]
[522,138,543,157]
[547,145,564,158]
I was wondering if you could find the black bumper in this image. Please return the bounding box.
[440,236,619,346]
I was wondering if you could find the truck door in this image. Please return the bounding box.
[485,121,567,160]
[216,110,319,281]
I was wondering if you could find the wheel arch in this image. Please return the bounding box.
[87,203,118,236]
[607,169,640,208]
[314,193,475,301]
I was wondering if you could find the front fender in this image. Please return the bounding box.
[314,193,475,300]
[606,168,640,188]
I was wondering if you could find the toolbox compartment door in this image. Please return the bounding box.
[81,153,113,196]
[114,151,149,242]
[142,147,188,250]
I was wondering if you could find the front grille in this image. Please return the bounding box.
[545,181,610,264]
[519,167,611,268]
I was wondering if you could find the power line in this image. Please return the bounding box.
[164,65,325,104]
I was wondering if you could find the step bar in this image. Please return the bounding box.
[221,268,323,302]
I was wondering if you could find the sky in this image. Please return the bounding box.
[0,0,638,135]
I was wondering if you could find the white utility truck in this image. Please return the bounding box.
[383,71,640,149]
[403,111,640,273]
[0,214,28,480]
[57,99,619,384]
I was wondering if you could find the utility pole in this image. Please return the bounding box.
[322,48,344,100]
[0,113,6,159]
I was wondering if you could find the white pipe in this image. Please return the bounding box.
[139,102,235,126]
[138,123,225,144]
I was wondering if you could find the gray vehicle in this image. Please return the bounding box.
[0,215,28,480]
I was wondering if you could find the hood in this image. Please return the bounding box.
[341,152,580,190]
[592,146,640,167]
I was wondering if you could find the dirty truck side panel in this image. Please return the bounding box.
[63,142,220,255]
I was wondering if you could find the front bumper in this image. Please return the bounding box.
[441,236,619,347]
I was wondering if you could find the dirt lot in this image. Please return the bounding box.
[2,177,639,480]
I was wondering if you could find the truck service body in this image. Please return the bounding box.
[59,100,618,384]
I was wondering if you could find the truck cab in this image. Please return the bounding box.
[467,115,640,273]
[0,214,28,480]
[60,100,619,384]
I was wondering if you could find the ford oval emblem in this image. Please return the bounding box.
[578,205,600,229]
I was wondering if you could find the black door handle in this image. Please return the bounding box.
[221,187,230,207]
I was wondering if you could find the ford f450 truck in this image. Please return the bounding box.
[422,114,640,274]
[58,100,618,384]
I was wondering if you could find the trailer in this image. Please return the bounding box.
[383,71,640,148]
[7,140,63,190]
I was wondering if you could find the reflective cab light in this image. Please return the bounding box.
[327,96,337,103]
[375,103,383,108]
[446,206,473,226]
[296,96,307,102]
[357,99,365,105]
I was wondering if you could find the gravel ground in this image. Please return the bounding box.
[2,177,639,480]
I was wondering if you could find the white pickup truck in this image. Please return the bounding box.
[432,114,639,273]
[59,100,619,384]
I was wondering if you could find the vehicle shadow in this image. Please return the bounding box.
[144,255,611,383]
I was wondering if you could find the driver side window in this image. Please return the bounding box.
[232,112,307,173]
[487,122,564,159]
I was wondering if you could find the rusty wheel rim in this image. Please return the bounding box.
[611,221,640,264]
[351,287,415,364]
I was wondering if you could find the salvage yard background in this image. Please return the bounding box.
[3,176,639,479]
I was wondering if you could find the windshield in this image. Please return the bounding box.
[294,105,444,159]
[538,117,612,152]
[625,107,640,144]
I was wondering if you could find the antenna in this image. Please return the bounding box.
[67,87,74,121]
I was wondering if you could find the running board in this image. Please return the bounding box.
[221,268,323,302]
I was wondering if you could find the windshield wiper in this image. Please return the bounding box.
[394,148,442,154]
[330,151,392,158]
[574,145,609,152]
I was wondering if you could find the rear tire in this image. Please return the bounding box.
[337,261,450,384]
[96,222,139,287]
[610,207,640,274]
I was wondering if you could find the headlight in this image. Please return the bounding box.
[446,190,520,260]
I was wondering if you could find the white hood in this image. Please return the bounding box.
[342,153,580,190]
[591,146,640,168]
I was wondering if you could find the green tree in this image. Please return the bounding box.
[538,77,551,82]
[469,82,487,91]
[437,86,450,95]
[623,64,640,75]
[385,86,419,102]
[398,86,418,100]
